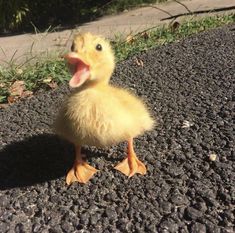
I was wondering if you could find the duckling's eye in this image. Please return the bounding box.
[96,44,102,51]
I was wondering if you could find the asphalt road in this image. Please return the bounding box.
[0,25,234,232]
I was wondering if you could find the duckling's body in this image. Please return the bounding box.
[55,32,155,184]
[56,83,153,147]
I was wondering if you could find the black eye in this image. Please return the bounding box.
[96,44,102,51]
[71,42,75,52]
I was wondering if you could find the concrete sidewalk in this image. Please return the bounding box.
[0,0,234,65]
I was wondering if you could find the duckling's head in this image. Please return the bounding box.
[65,32,115,88]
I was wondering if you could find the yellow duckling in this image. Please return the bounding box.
[55,32,154,184]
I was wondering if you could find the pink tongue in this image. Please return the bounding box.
[69,64,90,88]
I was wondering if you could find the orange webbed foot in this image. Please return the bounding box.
[114,138,147,177]
[66,159,98,185]
[66,145,98,185]
[115,156,147,177]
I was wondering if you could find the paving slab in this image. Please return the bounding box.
[0,0,235,65]
[0,24,234,232]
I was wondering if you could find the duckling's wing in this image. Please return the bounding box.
[89,86,154,144]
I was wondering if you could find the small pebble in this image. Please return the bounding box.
[209,153,217,161]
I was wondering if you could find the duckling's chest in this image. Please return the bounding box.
[66,88,116,128]
[67,89,110,117]
[64,88,122,145]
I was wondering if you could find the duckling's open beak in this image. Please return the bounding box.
[64,52,90,88]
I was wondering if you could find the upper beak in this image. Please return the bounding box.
[64,52,81,65]
[63,52,91,88]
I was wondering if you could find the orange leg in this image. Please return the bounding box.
[66,145,98,185]
[114,138,147,177]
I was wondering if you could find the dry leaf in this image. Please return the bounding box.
[7,95,19,104]
[9,80,25,96]
[141,32,150,40]
[135,58,144,67]
[8,80,34,104]
[126,35,135,43]
[21,90,33,98]
[43,77,53,83]
[171,21,180,32]
[43,77,58,89]
[0,83,5,88]
[16,69,23,75]
[47,81,58,89]
[158,39,166,45]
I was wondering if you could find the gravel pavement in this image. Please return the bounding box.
[0,25,234,232]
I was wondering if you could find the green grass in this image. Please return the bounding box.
[113,14,235,60]
[0,56,69,103]
[0,14,234,103]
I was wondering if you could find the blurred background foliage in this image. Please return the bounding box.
[0,0,166,34]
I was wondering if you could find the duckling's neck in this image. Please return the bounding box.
[87,79,110,87]
[76,78,110,92]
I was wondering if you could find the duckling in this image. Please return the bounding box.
[55,32,154,184]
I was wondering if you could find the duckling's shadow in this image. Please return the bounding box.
[0,134,113,190]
